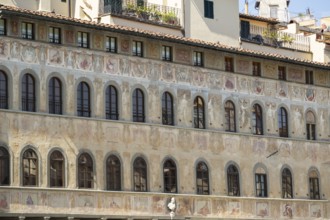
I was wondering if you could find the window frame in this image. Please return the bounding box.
[193,51,204,67]
[0,147,10,186]
[252,62,261,76]
[162,45,172,61]
[77,31,90,48]
[132,40,143,57]
[255,173,267,197]
[227,165,240,196]
[0,70,8,109]
[282,168,293,199]
[133,157,147,192]
[225,57,234,72]
[105,85,119,120]
[278,66,286,80]
[252,104,263,135]
[163,159,177,193]
[21,22,34,40]
[305,70,314,85]
[0,18,6,36]
[77,153,94,189]
[106,155,121,191]
[106,36,117,53]
[278,107,288,137]
[49,26,61,44]
[204,0,214,19]
[306,111,316,140]
[196,161,209,195]
[48,77,62,115]
[193,96,205,129]
[132,88,145,122]
[162,92,174,126]
[21,73,36,112]
[224,100,236,132]
[309,170,320,200]
[22,149,38,186]
[49,150,65,188]
[77,82,91,117]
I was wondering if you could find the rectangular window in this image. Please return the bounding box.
[162,46,172,61]
[255,174,267,197]
[270,5,278,18]
[240,20,250,39]
[21,22,34,40]
[278,66,286,80]
[204,0,214,19]
[49,27,61,44]
[132,41,143,57]
[193,51,203,66]
[305,70,314,85]
[106,36,117,53]
[252,62,261,76]
[0,19,6,36]
[77,31,89,48]
[306,124,316,140]
[225,57,234,72]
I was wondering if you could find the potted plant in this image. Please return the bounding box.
[124,3,136,16]
[137,6,150,20]
[162,11,177,25]
[280,33,295,44]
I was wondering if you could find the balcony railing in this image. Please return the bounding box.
[241,24,310,52]
[104,0,181,26]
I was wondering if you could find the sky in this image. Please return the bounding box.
[239,0,330,22]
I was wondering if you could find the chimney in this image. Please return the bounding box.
[245,0,249,14]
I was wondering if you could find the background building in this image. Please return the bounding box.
[0,0,330,219]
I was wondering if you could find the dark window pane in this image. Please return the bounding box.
[163,159,177,193]
[196,162,209,195]
[106,155,121,191]
[194,96,205,129]
[132,89,145,122]
[162,92,174,125]
[78,153,93,188]
[22,149,38,186]
[50,150,64,187]
[278,107,288,137]
[0,71,8,109]
[49,77,62,114]
[133,157,147,192]
[106,86,119,120]
[77,82,91,117]
[252,104,263,135]
[282,168,293,199]
[22,74,36,112]
[227,165,240,196]
[225,101,236,132]
[0,147,9,185]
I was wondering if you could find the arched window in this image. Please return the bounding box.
[49,150,64,187]
[227,165,240,196]
[196,161,209,195]
[163,159,177,193]
[282,168,293,199]
[309,170,320,200]
[132,89,145,122]
[278,107,288,137]
[78,153,93,188]
[105,85,119,120]
[162,92,174,125]
[225,101,236,132]
[306,111,316,140]
[133,157,147,191]
[255,167,267,197]
[77,82,91,117]
[194,96,205,129]
[22,149,38,186]
[49,77,62,114]
[0,71,8,109]
[22,73,36,112]
[0,147,9,185]
[106,155,121,191]
[252,104,263,135]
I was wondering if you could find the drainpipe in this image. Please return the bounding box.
[68,0,72,17]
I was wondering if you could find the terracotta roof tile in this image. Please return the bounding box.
[0,4,329,69]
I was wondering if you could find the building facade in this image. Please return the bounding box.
[0,1,330,220]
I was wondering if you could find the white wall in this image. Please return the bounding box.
[1,0,39,11]
[185,0,240,47]
[309,34,326,63]
[258,0,289,22]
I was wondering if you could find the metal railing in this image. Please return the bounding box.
[241,24,310,52]
[104,0,181,26]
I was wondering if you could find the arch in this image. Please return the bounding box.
[48,77,63,114]
[163,158,177,193]
[77,152,94,189]
[308,167,320,200]
[278,107,288,137]
[105,84,119,120]
[162,91,174,126]
[0,70,8,109]
[281,166,293,199]
[306,110,316,140]
[0,146,9,185]
[0,66,13,109]
[253,163,268,197]
[132,156,147,192]
[22,148,39,186]
[49,150,65,187]
[252,103,263,135]
[225,162,240,196]
[77,81,91,117]
[132,88,145,122]
[196,160,210,195]
[21,73,36,112]
[106,154,121,191]
[19,69,40,112]
[224,100,236,132]
[193,96,205,129]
